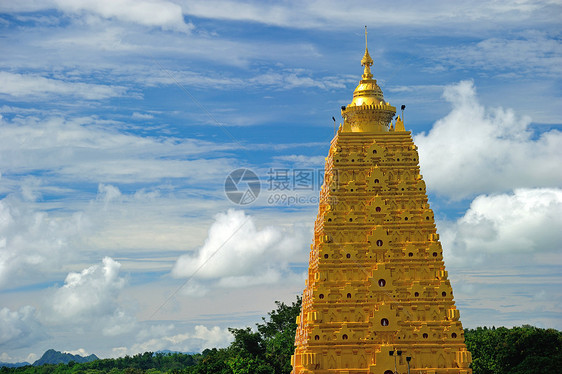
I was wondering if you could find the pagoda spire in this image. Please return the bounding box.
[361,26,374,80]
[341,28,395,132]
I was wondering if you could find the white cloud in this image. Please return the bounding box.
[0,180,223,290]
[0,306,46,349]
[46,257,135,334]
[4,0,560,31]
[387,84,445,94]
[25,353,38,364]
[82,190,220,255]
[0,72,127,100]
[415,80,562,199]
[63,348,90,357]
[131,112,154,120]
[249,71,346,90]
[56,0,193,32]
[180,0,561,30]
[114,324,232,356]
[437,188,562,329]
[172,209,308,288]
[50,257,125,319]
[0,8,323,74]
[0,115,237,184]
[141,67,348,93]
[437,31,562,78]
[273,154,326,166]
[441,188,562,265]
[44,24,145,53]
[97,184,123,206]
[0,0,193,33]
[192,325,232,348]
[0,196,88,289]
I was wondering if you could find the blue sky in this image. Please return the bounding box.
[1,0,561,364]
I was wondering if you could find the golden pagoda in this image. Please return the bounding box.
[291,31,472,374]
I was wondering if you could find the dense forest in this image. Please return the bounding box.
[2,297,561,374]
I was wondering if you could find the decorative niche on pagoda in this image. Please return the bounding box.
[291,33,472,374]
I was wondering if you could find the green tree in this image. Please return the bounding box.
[465,325,562,374]
[221,297,301,374]
[257,297,301,374]
[226,328,270,374]
[188,348,232,374]
[226,356,273,374]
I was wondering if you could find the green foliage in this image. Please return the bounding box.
[256,298,301,374]
[188,349,231,374]
[229,328,267,359]
[465,325,562,374]
[2,352,197,374]
[214,296,301,374]
[226,356,272,374]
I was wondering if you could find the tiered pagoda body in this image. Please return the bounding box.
[291,40,472,374]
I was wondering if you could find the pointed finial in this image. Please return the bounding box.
[395,115,405,132]
[361,26,373,79]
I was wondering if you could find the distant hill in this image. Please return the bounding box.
[32,349,98,366]
[0,362,30,368]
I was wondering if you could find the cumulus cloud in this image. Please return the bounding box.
[172,209,308,289]
[0,196,88,289]
[415,80,562,199]
[0,306,46,349]
[441,188,562,265]
[0,179,217,291]
[115,324,232,355]
[0,72,127,100]
[46,257,135,335]
[97,184,123,206]
[438,188,562,329]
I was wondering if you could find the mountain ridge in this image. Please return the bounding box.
[0,362,30,368]
[32,349,99,366]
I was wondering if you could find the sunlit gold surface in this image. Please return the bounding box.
[343,38,396,133]
[291,33,472,374]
